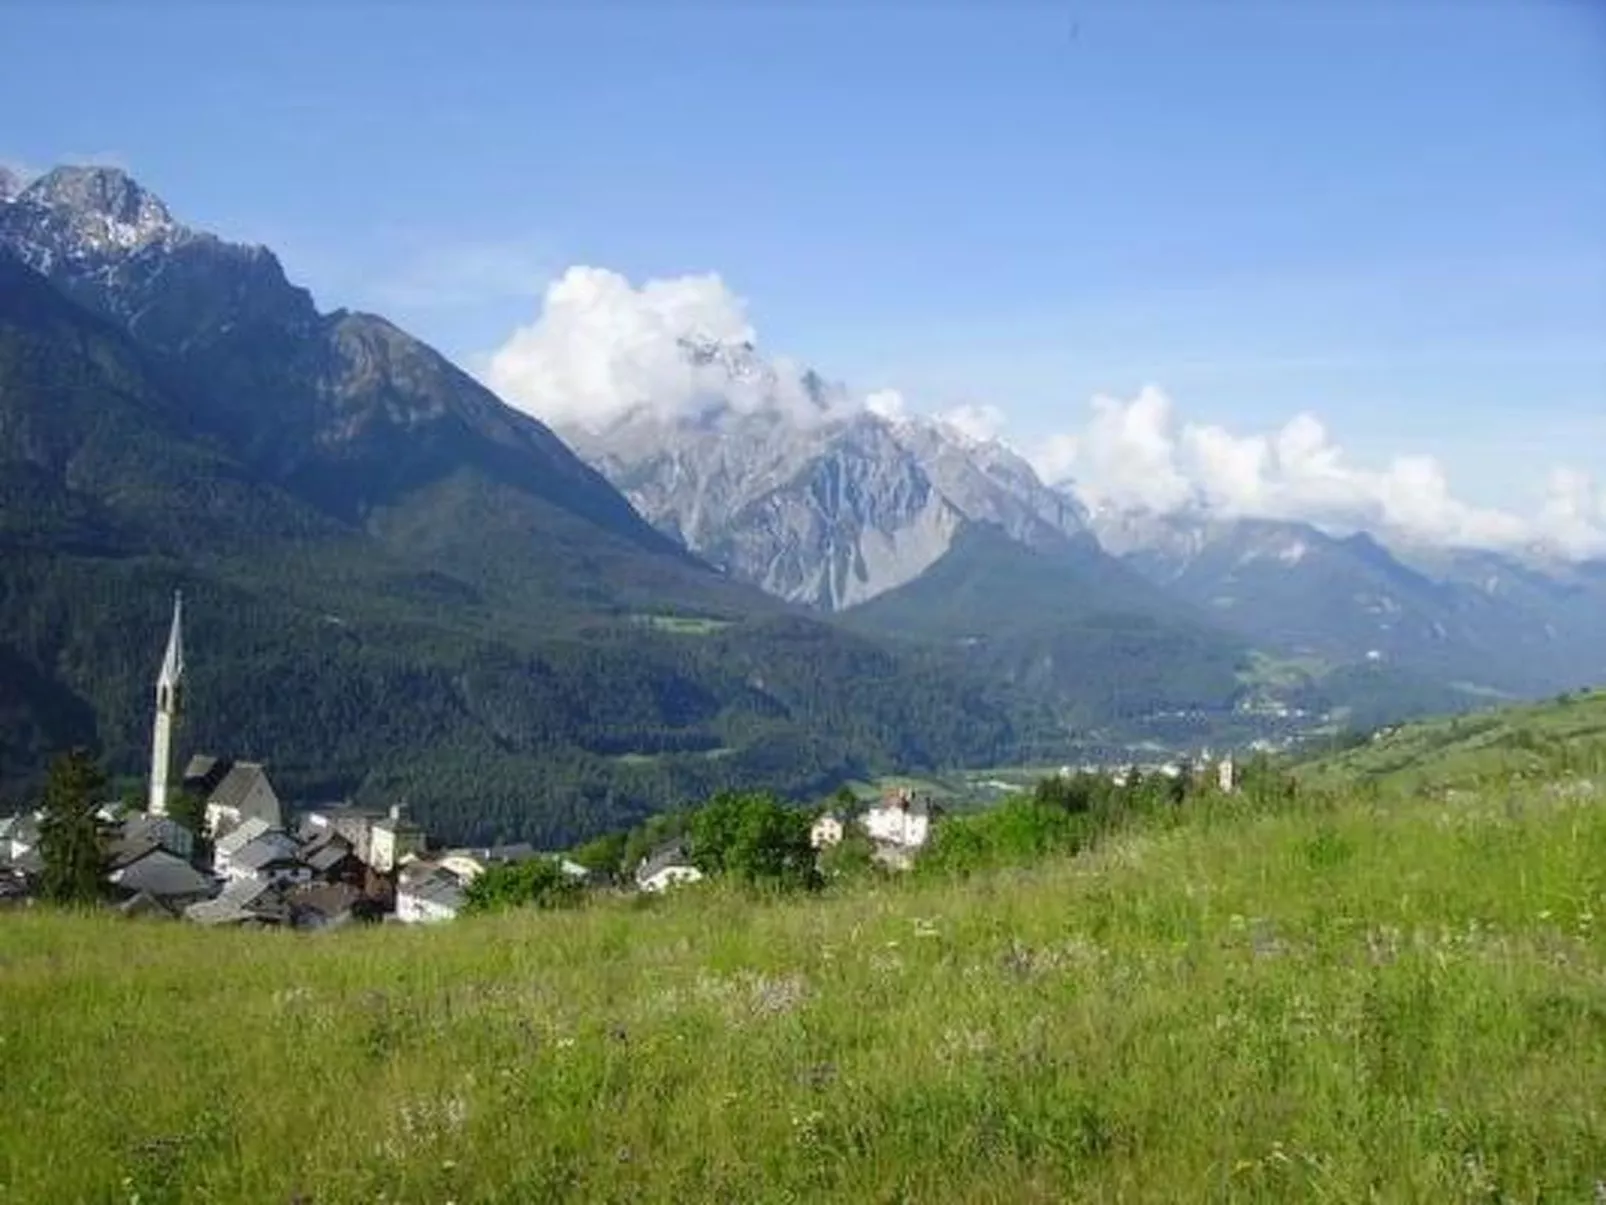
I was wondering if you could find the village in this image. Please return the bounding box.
[0,595,1242,927]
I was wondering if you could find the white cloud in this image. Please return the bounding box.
[480,263,1606,561]
[1033,386,1606,559]
[1538,468,1606,559]
[864,388,908,421]
[488,266,825,428]
[934,402,1007,444]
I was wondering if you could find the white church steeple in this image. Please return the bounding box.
[149,591,184,817]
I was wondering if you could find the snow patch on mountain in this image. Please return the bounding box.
[13,165,183,256]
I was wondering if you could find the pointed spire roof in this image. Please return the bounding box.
[158,591,184,688]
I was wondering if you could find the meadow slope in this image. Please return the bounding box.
[2,785,1604,1203]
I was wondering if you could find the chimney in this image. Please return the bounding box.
[389,802,402,822]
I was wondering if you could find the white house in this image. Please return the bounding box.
[861,789,933,850]
[395,862,468,924]
[368,805,427,873]
[810,813,845,850]
[635,842,704,893]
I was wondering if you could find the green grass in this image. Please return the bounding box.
[4,782,1604,1203]
[1301,686,1606,796]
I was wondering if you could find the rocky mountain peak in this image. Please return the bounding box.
[17,165,181,255]
[0,165,24,202]
[573,352,1091,610]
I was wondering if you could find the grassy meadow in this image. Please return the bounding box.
[1301,686,1606,796]
[3,770,1604,1204]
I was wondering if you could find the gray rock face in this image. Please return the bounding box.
[0,164,681,558]
[570,386,1089,611]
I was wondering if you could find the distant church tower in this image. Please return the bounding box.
[149,591,185,817]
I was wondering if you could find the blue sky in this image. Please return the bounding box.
[4,0,1604,519]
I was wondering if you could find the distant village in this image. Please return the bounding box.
[0,595,1241,927]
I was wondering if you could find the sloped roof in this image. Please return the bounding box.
[636,840,696,886]
[215,816,274,858]
[207,762,276,817]
[401,868,466,911]
[184,877,288,926]
[183,754,229,794]
[229,833,300,873]
[287,882,363,923]
[107,814,191,869]
[109,849,214,899]
[301,833,357,873]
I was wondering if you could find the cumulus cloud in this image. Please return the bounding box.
[1538,468,1606,558]
[934,402,1008,444]
[864,388,908,421]
[1033,386,1606,559]
[485,266,843,428]
[480,264,1605,560]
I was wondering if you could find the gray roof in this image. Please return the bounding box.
[182,754,228,794]
[110,849,215,900]
[229,833,300,873]
[215,816,275,858]
[107,814,190,869]
[636,840,696,885]
[300,833,357,873]
[402,869,466,911]
[207,762,279,823]
[184,877,288,926]
[287,882,363,925]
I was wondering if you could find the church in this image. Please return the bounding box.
[145,592,284,839]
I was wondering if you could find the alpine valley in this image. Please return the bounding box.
[4,166,1604,843]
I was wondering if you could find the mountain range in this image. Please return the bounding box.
[3,165,1602,843]
[568,333,1606,711]
[0,166,1058,843]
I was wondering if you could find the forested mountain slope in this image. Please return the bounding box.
[0,175,1060,843]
